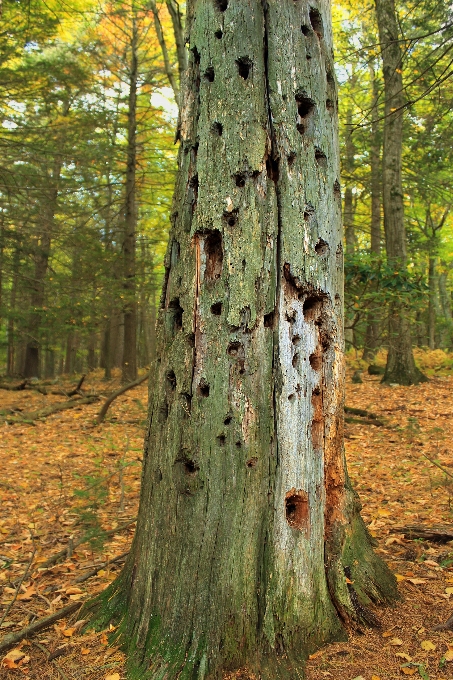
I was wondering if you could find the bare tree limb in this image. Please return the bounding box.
[96,373,149,424]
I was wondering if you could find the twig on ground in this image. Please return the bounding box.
[73,551,129,584]
[0,544,36,628]
[0,602,82,654]
[97,373,149,424]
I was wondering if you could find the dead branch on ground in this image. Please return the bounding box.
[96,373,149,424]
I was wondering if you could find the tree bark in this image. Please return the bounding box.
[87,2,396,677]
[121,12,138,384]
[343,103,356,255]
[374,0,425,384]
[428,255,437,349]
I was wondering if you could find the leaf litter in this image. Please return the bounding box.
[1,357,453,678]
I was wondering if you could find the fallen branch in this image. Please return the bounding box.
[394,525,453,542]
[0,380,28,391]
[344,405,380,419]
[38,519,136,570]
[50,374,86,397]
[0,545,36,628]
[1,395,99,424]
[97,373,149,424]
[434,612,453,631]
[73,550,129,584]
[0,601,82,655]
[345,416,385,427]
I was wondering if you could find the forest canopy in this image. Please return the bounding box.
[0,0,452,379]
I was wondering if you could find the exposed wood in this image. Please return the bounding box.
[96,373,149,424]
[395,525,453,542]
[0,602,82,655]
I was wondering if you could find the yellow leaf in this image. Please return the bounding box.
[65,587,83,595]
[401,668,416,676]
[396,653,412,661]
[390,638,404,646]
[69,593,83,601]
[3,649,25,663]
[378,509,391,517]
[382,630,393,637]
[420,640,436,651]
[371,676,381,680]
[395,574,406,582]
[63,628,75,637]
[445,587,453,594]
[81,648,90,655]
[444,649,453,661]
[308,650,323,659]
[105,674,120,680]
[98,569,106,576]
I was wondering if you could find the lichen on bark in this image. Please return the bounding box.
[85,2,397,678]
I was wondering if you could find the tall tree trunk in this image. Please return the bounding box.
[439,262,453,349]
[7,247,19,377]
[23,157,62,378]
[374,0,425,384]
[121,13,138,384]
[87,2,396,677]
[343,104,356,254]
[428,255,437,350]
[363,62,382,360]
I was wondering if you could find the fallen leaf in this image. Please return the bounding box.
[396,653,412,661]
[382,630,393,637]
[395,574,406,582]
[400,668,416,676]
[63,628,75,637]
[100,632,108,645]
[444,649,453,661]
[308,650,323,659]
[407,578,426,585]
[81,648,90,655]
[390,638,404,646]
[69,593,83,600]
[420,640,436,651]
[105,674,120,680]
[371,676,381,680]
[17,586,35,601]
[445,587,453,595]
[65,587,83,595]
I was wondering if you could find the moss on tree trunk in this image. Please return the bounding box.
[86,1,397,677]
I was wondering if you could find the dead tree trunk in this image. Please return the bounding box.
[87,2,397,678]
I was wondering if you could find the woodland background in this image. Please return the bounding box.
[1,0,453,381]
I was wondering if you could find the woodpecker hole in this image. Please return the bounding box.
[315,149,327,167]
[204,231,223,280]
[266,156,280,182]
[309,350,322,371]
[292,353,299,368]
[166,370,177,390]
[168,298,183,331]
[215,29,223,39]
[334,179,341,196]
[301,24,311,35]
[204,66,215,82]
[264,311,275,328]
[227,341,241,357]
[326,98,334,112]
[287,151,296,167]
[315,238,329,255]
[198,380,210,397]
[211,121,223,136]
[211,301,222,315]
[234,173,246,188]
[192,46,200,65]
[309,7,324,37]
[246,457,258,468]
[285,489,309,530]
[311,387,323,449]
[214,0,228,11]
[236,56,252,80]
[224,415,232,425]
[303,295,324,322]
[217,434,226,446]
[223,210,238,227]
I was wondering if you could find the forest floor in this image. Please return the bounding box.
[1,351,453,679]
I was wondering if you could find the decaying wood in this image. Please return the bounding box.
[395,525,453,542]
[0,602,82,655]
[96,372,149,424]
[344,405,381,419]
